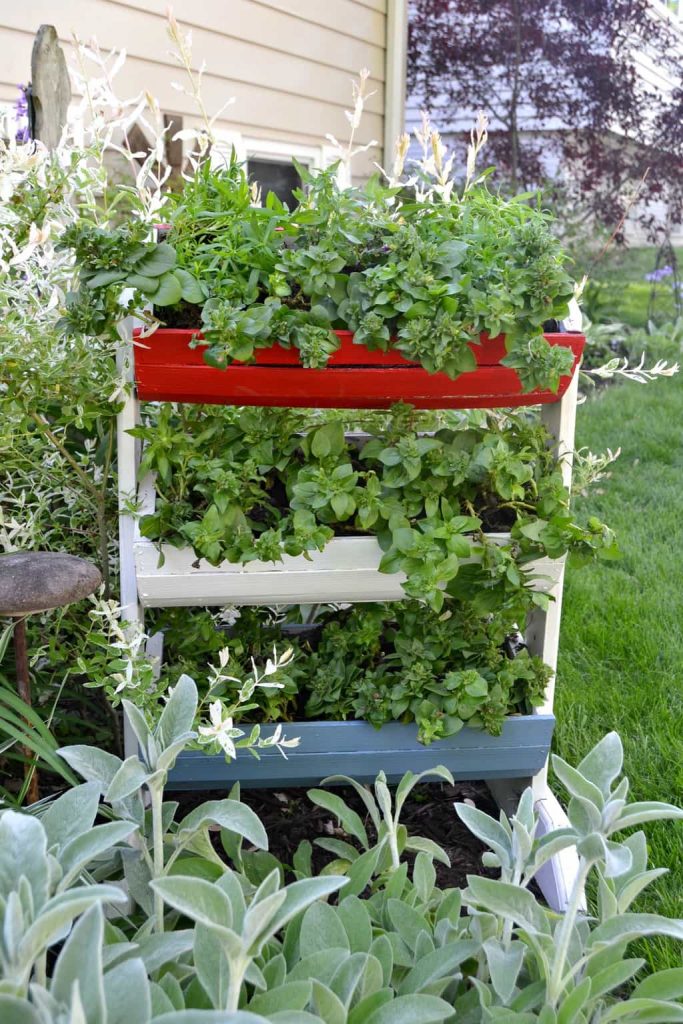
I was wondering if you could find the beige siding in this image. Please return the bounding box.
[0,0,388,175]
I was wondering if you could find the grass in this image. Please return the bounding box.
[578,245,683,328]
[555,369,683,970]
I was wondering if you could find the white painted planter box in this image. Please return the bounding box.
[134,475,564,607]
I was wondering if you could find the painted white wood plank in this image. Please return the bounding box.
[533,784,585,913]
[116,324,143,758]
[134,474,564,606]
[529,372,580,798]
[245,0,386,47]
[109,0,387,78]
[528,373,579,710]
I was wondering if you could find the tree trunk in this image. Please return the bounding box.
[508,0,523,193]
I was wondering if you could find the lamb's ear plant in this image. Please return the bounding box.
[307,766,455,888]
[150,868,351,1014]
[0,902,155,1024]
[455,731,683,1021]
[2,729,683,1020]
[0,809,126,1000]
[58,675,269,935]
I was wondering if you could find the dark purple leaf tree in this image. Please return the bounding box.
[408,0,683,239]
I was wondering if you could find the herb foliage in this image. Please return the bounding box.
[63,152,576,390]
[134,403,617,611]
[148,601,551,744]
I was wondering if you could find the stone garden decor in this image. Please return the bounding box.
[0,551,101,800]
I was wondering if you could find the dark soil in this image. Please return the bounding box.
[171,779,501,890]
[158,300,203,330]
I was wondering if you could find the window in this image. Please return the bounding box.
[210,132,347,192]
[247,157,303,208]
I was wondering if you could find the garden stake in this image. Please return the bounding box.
[10,617,38,804]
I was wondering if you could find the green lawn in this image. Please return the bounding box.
[555,370,683,970]
[579,245,682,327]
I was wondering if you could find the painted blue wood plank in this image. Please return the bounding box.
[168,715,555,789]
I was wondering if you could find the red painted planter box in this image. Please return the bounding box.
[133,328,584,409]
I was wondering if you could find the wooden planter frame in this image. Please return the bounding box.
[169,717,556,789]
[117,316,582,913]
[133,327,584,410]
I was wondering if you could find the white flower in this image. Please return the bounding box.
[198,700,242,760]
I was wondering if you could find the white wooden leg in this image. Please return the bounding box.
[116,332,143,759]
[484,777,582,912]
[533,783,584,912]
[530,373,583,911]
[489,375,583,911]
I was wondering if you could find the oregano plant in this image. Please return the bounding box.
[60,100,577,394]
[131,403,617,612]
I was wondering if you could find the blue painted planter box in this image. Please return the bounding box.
[168,714,555,790]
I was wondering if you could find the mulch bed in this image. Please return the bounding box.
[172,779,501,889]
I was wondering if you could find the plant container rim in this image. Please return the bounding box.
[131,327,585,409]
[133,473,565,607]
[167,713,556,789]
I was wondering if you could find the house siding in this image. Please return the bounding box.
[0,0,388,176]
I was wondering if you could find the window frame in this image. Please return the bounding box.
[211,129,349,186]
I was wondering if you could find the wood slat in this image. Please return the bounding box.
[0,21,383,129]
[167,715,556,788]
[0,3,386,161]
[101,55,383,142]
[351,0,387,12]
[135,539,563,606]
[3,1,389,113]
[133,330,584,410]
[242,0,386,47]
[135,363,580,411]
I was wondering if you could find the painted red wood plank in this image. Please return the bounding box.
[133,328,584,409]
[134,327,509,367]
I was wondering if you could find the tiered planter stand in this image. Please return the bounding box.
[117,323,583,912]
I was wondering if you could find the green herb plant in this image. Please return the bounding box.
[62,104,577,393]
[79,597,548,747]
[132,403,617,613]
